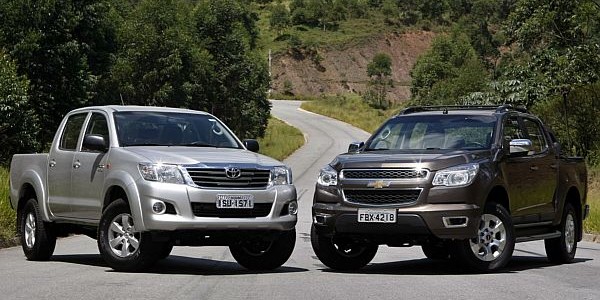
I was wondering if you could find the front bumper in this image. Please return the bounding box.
[312,202,481,240]
[133,180,297,232]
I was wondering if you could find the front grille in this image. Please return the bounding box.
[344,189,421,205]
[186,168,270,189]
[191,202,273,218]
[342,169,428,180]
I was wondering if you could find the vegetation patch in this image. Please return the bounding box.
[258,116,305,161]
[0,167,17,247]
[300,94,400,133]
[584,167,600,234]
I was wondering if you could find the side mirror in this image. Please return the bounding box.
[243,139,260,153]
[509,139,532,156]
[83,134,108,152]
[348,141,364,153]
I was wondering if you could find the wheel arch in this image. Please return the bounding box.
[487,185,510,213]
[102,170,145,231]
[563,187,583,241]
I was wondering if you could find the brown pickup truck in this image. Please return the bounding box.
[311,105,589,272]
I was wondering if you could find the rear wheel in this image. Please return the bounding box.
[229,229,296,270]
[452,202,514,272]
[98,199,161,272]
[311,225,378,271]
[545,203,578,263]
[19,198,56,260]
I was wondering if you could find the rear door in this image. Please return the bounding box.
[70,112,111,220]
[48,112,88,217]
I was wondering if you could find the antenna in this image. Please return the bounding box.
[120,93,125,106]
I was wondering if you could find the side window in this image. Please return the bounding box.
[523,118,548,155]
[503,116,524,141]
[83,113,109,152]
[59,113,87,151]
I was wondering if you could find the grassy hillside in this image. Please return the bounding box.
[0,168,16,247]
[300,94,401,133]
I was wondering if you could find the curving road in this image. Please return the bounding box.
[0,100,599,299]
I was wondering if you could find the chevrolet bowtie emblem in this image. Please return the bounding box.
[367,180,391,189]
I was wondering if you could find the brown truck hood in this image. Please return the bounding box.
[331,150,492,171]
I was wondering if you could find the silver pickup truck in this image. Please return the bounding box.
[9,106,298,271]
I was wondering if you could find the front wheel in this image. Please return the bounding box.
[229,229,296,270]
[311,225,378,271]
[19,198,56,260]
[421,243,450,260]
[545,203,578,263]
[97,199,161,272]
[452,202,515,272]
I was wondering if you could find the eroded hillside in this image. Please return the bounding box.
[270,31,434,101]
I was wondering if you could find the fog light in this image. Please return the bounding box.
[288,200,298,215]
[152,201,166,214]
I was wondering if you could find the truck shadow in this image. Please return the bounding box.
[51,254,308,275]
[322,256,591,275]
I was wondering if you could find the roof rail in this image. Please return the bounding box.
[398,104,529,115]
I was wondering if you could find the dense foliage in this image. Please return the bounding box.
[0,0,270,165]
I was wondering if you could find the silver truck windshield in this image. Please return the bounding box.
[366,114,496,151]
[114,111,242,148]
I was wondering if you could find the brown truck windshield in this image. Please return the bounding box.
[366,115,496,151]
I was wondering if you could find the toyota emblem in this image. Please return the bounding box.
[225,167,242,179]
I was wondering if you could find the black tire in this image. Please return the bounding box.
[19,198,56,261]
[421,243,450,260]
[158,242,174,260]
[229,229,296,270]
[310,225,378,271]
[545,203,578,263]
[97,199,161,272]
[452,201,515,272]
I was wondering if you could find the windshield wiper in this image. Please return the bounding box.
[123,143,164,147]
[179,142,216,147]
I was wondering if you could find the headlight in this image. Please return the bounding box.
[432,163,479,187]
[138,163,185,184]
[270,166,292,186]
[317,165,338,186]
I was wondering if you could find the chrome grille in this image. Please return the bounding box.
[186,168,270,188]
[191,202,273,218]
[344,189,420,205]
[342,169,428,179]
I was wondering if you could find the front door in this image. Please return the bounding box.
[70,112,110,220]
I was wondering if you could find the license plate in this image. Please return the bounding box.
[216,194,254,209]
[357,209,396,223]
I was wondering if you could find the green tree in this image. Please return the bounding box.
[364,53,392,109]
[0,52,39,165]
[270,3,291,35]
[193,0,271,139]
[0,0,116,147]
[110,0,211,108]
[410,32,488,104]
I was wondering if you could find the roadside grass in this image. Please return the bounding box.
[0,167,17,247]
[300,94,401,133]
[584,167,600,234]
[258,116,305,161]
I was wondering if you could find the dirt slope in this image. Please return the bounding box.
[270,31,434,101]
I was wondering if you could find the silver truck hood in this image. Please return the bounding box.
[124,146,283,167]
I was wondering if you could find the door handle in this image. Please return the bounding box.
[550,164,558,169]
[49,160,56,168]
[73,161,81,169]
[530,166,539,171]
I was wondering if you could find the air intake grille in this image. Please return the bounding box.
[186,168,270,189]
[191,203,273,218]
[344,189,421,205]
[342,169,428,179]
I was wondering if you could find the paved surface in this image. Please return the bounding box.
[1,100,599,299]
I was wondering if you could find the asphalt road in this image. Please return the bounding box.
[1,100,599,299]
